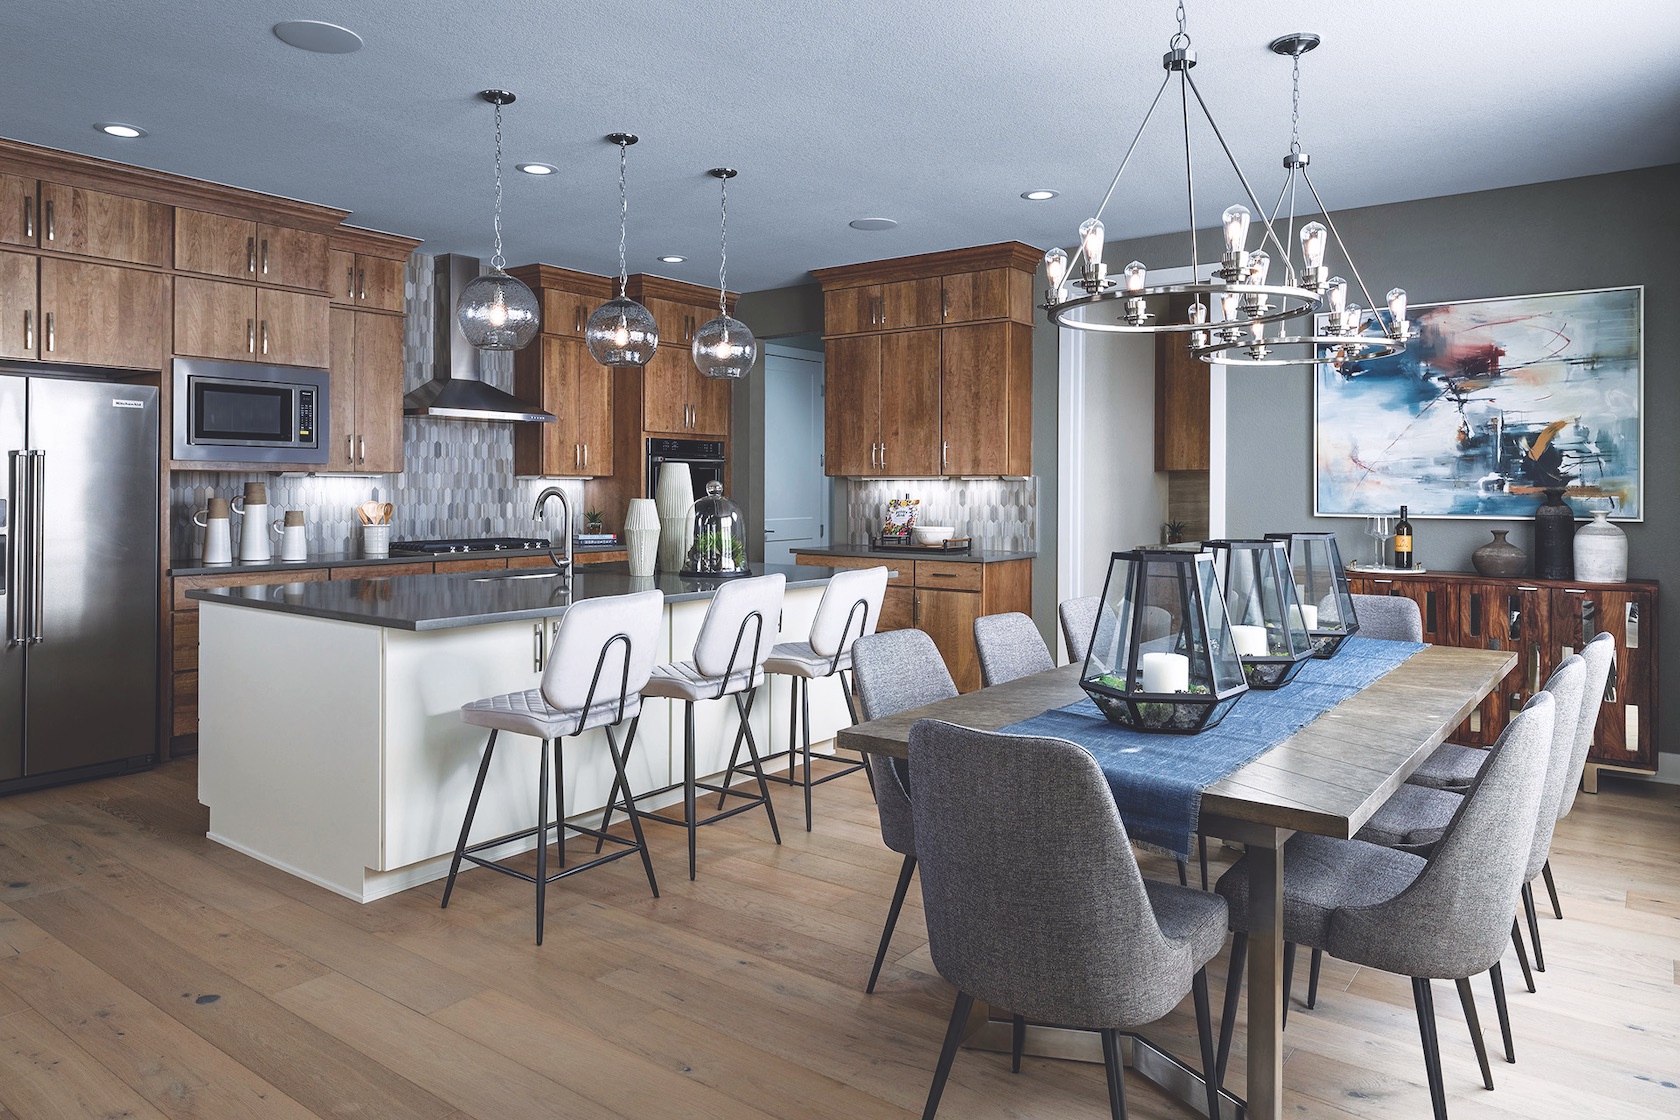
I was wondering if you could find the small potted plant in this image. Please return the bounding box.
[1165,520,1187,545]
[584,509,605,534]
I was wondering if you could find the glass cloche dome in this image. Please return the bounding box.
[682,480,750,577]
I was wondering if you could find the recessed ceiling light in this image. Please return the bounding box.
[849,217,898,232]
[1021,189,1059,201]
[273,20,364,54]
[95,122,147,139]
[658,255,687,264]
[515,162,557,175]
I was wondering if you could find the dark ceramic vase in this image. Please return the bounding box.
[1472,530,1527,577]
[1533,490,1575,580]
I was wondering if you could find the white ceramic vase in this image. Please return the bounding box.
[1573,509,1627,583]
[655,462,694,572]
[624,498,660,578]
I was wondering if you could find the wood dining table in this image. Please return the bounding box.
[838,642,1517,1120]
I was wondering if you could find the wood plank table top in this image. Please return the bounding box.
[837,643,1517,841]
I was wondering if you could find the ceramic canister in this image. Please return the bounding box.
[195,497,233,565]
[231,481,272,563]
[655,462,694,572]
[278,510,308,562]
[1532,489,1574,580]
[1573,509,1628,583]
[624,498,660,578]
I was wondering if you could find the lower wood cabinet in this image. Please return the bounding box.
[794,553,1032,693]
[1347,569,1659,777]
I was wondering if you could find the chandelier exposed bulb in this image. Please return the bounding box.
[1326,276,1348,313]
[1300,222,1328,270]
[1387,287,1409,337]
[1079,218,1106,266]
[1222,205,1252,254]
[1123,261,1147,292]
[1044,246,1069,295]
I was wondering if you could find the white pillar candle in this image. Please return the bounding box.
[1288,604,1319,631]
[1140,651,1190,693]
[1230,624,1269,657]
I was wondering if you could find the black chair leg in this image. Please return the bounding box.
[1456,976,1495,1090]
[921,990,974,1120]
[596,721,637,853]
[1010,1014,1025,1073]
[1541,860,1562,919]
[1307,947,1323,1010]
[1177,858,1189,887]
[684,702,698,881]
[1511,918,1536,993]
[442,729,497,909]
[802,677,815,832]
[714,722,745,810]
[1100,1027,1129,1120]
[867,854,916,993]
[534,739,550,946]
[1282,941,1296,1029]
[1193,966,1222,1120]
[738,690,783,845]
[605,720,658,898]
[1522,881,1545,972]
[1488,963,1515,1063]
[1411,977,1449,1120]
[1198,833,1209,891]
[1216,930,1246,1090]
[553,737,566,868]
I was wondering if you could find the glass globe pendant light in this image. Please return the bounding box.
[693,168,756,380]
[455,90,539,351]
[585,133,659,367]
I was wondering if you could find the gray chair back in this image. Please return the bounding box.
[1058,596,1100,663]
[1524,655,1586,882]
[852,629,958,856]
[1557,631,1616,820]
[909,719,1215,1027]
[1328,691,1554,980]
[973,612,1054,687]
[1350,593,1423,641]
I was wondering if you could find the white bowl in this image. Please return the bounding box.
[913,525,955,545]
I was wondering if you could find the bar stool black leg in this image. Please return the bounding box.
[787,678,798,782]
[442,730,498,909]
[802,677,815,832]
[1488,962,1515,1063]
[595,723,637,853]
[738,689,782,845]
[605,719,658,898]
[553,736,566,868]
[685,701,698,881]
[535,738,550,946]
[715,723,746,810]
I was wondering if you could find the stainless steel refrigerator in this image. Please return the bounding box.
[2,373,158,789]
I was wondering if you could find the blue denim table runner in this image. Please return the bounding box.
[1000,636,1426,857]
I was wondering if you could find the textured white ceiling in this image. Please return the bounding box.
[2,1,1676,291]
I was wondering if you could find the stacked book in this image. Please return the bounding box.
[576,533,620,547]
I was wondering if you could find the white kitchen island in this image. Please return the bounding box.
[193,563,862,902]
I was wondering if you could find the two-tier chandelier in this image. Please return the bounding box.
[1040,5,1410,371]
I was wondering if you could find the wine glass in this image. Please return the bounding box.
[1364,516,1395,567]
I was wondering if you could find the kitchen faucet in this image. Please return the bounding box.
[532,486,574,571]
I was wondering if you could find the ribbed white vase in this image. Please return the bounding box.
[1573,509,1627,583]
[655,462,694,572]
[624,498,660,578]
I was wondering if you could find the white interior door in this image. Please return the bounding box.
[762,346,829,565]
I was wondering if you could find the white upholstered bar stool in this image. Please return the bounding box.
[608,573,786,880]
[441,589,664,945]
[742,565,888,831]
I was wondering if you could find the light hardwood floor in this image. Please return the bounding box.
[0,756,1675,1119]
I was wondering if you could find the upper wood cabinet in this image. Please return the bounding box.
[941,321,1032,477]
[823,330,940,477]
[327,307,405,473]
[38,182,172,267]
[542,287,596,339]
[819,250,1037,336]
[175,208,328,291]
[513,335,613,477]
[174,277,329,367]
[0,175,37,247]
[37,258,168,368]
[328,247,405,312]
[0,250,38,360]
[633,288,731,437]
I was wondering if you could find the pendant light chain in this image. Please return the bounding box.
[616,141,630,298]
[1289,51,1303,157]
[717,176,730,316]
[490,100,506,271]
[1172,0,1189,48]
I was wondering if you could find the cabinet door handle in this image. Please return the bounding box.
[22,195,33,240]
[357,435,365,465]
[44,199,53,242]
[347,265,356,298]
[260,320,269,355]
[573,307,581,333]
[942,289,949,319]
[870,442,877,470]
[533,622,546,671]
[248,318,256,353]
[941,440,948,472]
[582,443,588,470]
[880,441,887,472]
[23,310,32,351]
[347,435,354,465]
[248,237,258,274]
[358,268,367,300]
[43,312,53,353]
[260,238,270,276]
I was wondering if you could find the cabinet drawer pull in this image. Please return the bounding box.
[248,318,256,353]
[44,199,53,242]
[260,238,270,276]
[929,572,958,579]
[22,195,33,240]
[23,310,32,351]
[44,312,53,352]
[249,237,258,274]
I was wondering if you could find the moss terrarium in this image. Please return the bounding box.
[681,480,752,577]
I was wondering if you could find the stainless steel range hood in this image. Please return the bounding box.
[402,254,555,422]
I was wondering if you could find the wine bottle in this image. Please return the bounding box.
[1394,505,1414,569]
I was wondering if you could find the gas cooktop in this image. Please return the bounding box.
[390,537,549,555]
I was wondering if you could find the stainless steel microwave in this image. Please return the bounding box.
[171,358,329,465]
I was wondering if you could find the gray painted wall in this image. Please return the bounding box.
[1100,164,1680,757]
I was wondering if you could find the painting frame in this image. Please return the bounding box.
[1312,285,1644,521]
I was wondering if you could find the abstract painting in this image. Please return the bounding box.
[1315,286,1643,520]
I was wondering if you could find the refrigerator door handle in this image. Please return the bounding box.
[28,451,44,643]
[6,452,23,646]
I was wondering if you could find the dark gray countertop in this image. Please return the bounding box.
[168,542,626,578]
[790,544,1036,564]
[187,562,843,631]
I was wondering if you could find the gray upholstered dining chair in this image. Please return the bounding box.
[973,611,1054,687]
[1058,595,1101,663]
[851,629,958,993]
[910,719,1226,1120]
[1349,592,1424,641]
[1541,632,1617,917]
[1215,691,1556,1120]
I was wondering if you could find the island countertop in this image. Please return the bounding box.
[791,544,1035,564]
[187,561,848,631]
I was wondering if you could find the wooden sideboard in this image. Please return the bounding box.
[1346,568,1659,786]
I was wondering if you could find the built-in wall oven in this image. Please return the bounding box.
[171,358,328,465]
[647,437,726,501]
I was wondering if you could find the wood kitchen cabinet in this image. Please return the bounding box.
[824,330,941,477]
[174,276,329,367]
[175,208,329,292]
[638,292,732,436]
[1348,569,1659,780]
[940,320,1032,476]
[37,257,169,368]
[328,307,405,473]
[327,247,405,312]
[513,334,614,477]
[823,272,1028,335]
[0,249,36,360]
[1155,309,1210,472]
[38,181,172,267]
[1,174,36,247]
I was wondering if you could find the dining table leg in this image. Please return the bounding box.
[1243,825,1290,1120]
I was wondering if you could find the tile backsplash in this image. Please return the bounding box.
[170,251,583,559]
[843,478,1037,553]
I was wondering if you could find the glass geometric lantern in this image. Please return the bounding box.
[585,297,659,367]
[1207,539,1317,689]
[682,480,751,577]
[1266,531,1361,658]
[1078,548,1250,733]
